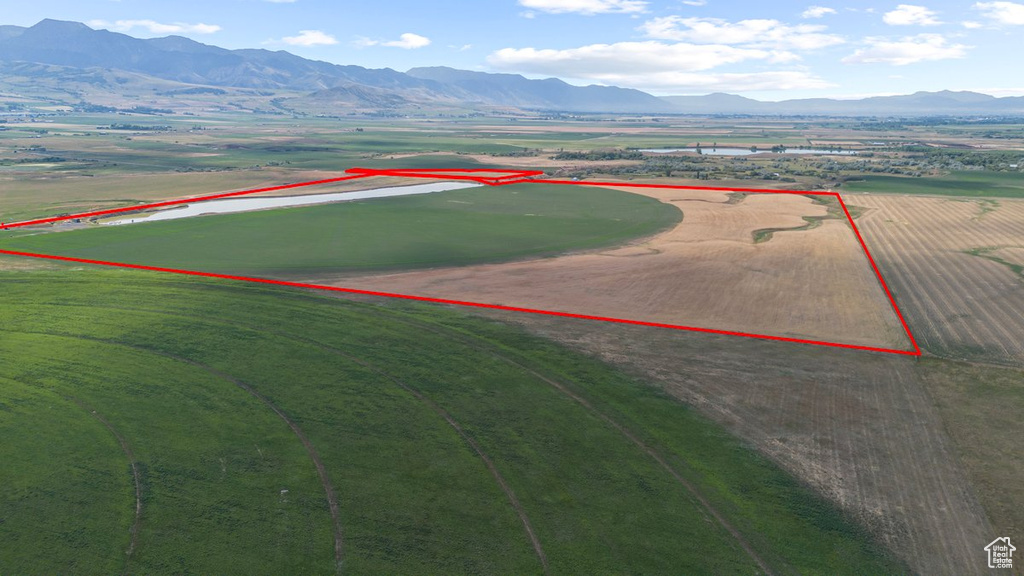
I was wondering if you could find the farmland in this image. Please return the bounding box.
[0,268,902,574]
[483,306,1017,576]
[334,185,911,351]
[1,175,911,351]
[0,182,681,276]
[3,109,1024,575]
[853,194,1024,365]
[4,113,1023,224]
[843,171,1024,198]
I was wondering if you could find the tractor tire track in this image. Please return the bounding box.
[66,396,144,575]
[290,338,550,574]
[0,374,144,574]
[2,298,773,574]
[1,304,549,573]
[361,307,777,576]
[0,328,345,574]
[163,352,347,574]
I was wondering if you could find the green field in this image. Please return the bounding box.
[0,183,681,276]
[843,171,1024,198]
[0,267,903,574]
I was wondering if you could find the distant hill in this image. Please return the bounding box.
[662,90,1024,116]
[0,19,459,96]
[407,67,675,113]
[0,19,670,113]
[1,19,1022,116]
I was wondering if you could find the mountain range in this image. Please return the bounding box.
[2,19,1023,116]
[662,91,1024,116]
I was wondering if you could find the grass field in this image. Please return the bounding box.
[843,171,1024,198]
[0,183,681,276]
[0,267,903,574]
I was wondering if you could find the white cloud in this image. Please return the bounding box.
[627,71,834,92]
[517,0,647,15]
[882,4,941,25]
[962,20,983,27]
[356,33,431,49]
[485,42,830,93]
[640,16,844,50]
[681,0,707,5]
[842,34,969,65]
[87,19,221,34]
[281,30,338,46]
[802,6,836,18]
[488,41,775,76]
[974,1,1024,24]
[386,33,431,49]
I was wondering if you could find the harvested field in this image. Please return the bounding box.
[455,308,997,575]
[853,194,1024,365]
[916,358,1024,562]
[333,186,911,351]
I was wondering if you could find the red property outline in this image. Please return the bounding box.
[0,167,921,356]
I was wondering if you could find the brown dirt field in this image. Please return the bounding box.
[446,307,997,575]
[327,186,910,350]
[853,194,1024,365]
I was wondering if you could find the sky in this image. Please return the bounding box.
[4,0,1024,100]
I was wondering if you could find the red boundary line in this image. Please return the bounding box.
[0,173,376,230]
[0,167,920,356]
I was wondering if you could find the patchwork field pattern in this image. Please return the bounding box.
[1,168,918,356]
[336,183,914,353]
[487,311,998,576]
[854,194,1024,365]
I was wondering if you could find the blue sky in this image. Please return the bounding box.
[5,0,1024,99]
